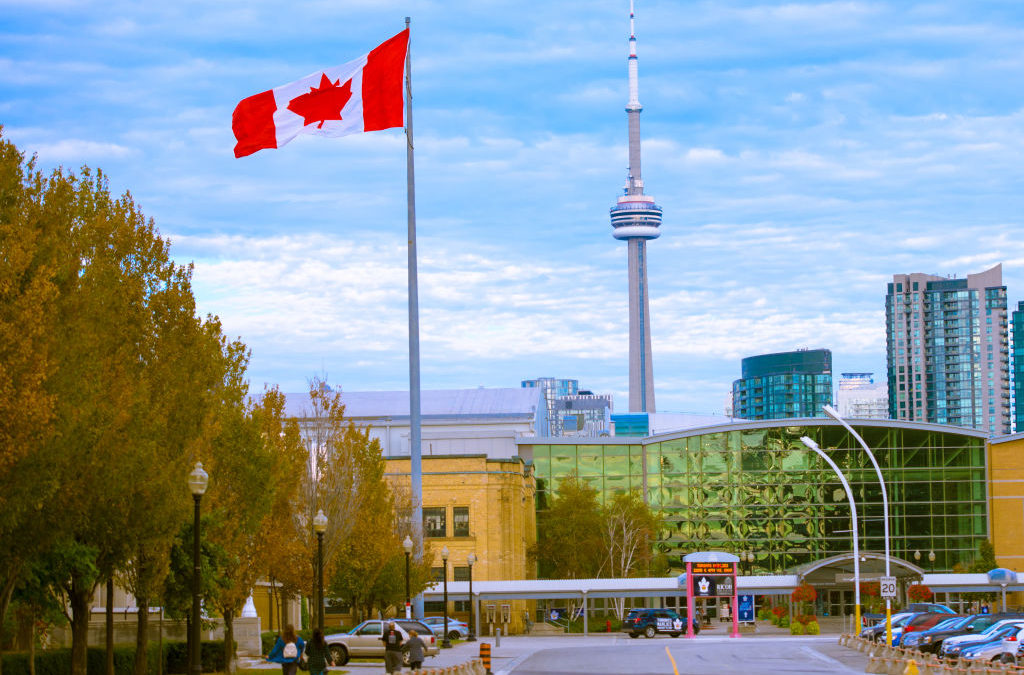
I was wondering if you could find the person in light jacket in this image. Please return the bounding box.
[266,624,305,675]
[403,629,427,670]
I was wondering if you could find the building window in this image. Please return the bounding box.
[454,600,471,612]
[454,566,470,582]
[453,507,470,537]
[424,507,446,538]
[424,601,445,612]
[431,566,445,582]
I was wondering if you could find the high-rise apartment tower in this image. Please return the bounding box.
[610,0,661,413]
[731,349,833,420]
[1010,301,1024,432]
[886,264,1009,435]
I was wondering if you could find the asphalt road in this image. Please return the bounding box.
[505,636,868,675]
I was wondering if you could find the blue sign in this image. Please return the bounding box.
[738,594,754,622]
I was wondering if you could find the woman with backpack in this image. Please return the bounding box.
[305,628,335,675]
[266,624,305,675]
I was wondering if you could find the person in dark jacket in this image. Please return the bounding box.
[266,624,305,675]
[381,621,404,673]
[403,629,427,670]
[304,628,334,675]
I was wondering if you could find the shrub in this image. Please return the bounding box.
[790,621,805,635]
[908,584,933,602]
[779,616,790,628]
[805,621,821,635]
[0,641,227,675]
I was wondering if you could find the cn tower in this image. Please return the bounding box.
[610,0,661,413]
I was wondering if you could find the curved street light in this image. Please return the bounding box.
[800,437,861,633]
[822,404,893,645]
[403,535,414,619]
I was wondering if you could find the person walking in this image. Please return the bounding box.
[266,624,305,675]
[403,629,427,671]
[304,628,335,674]
[381,621,404,674]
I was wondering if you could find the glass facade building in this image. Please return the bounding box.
[1013,301,1024,433]
[732,349,833,420]
[886,265,1009,435]
[520,419,987,576]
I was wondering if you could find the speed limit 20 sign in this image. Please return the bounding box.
[880,576,898,598]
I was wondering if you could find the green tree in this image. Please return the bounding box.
[532,473,604,579]
[599,491,660,579]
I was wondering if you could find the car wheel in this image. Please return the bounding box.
[329,645,348,666]
[644,625,657,639]
[628,632,640,639]
[670,633,680,638]
[448,630,461,640]
[693,623,701,635]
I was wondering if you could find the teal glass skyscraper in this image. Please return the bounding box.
[732,349,833,420]
[886,264,1009,435]
[1012,301,1024,432]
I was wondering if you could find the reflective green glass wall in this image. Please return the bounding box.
[527,423,986,575]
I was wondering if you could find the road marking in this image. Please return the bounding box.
[665,646,680,675]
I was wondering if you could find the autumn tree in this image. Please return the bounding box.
[0,132,62,664]
[204,386,306,673]
[0,132,248,675]
[598,491,660,578]
[532,473,605,579]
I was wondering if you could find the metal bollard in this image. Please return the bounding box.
[496,627,501,647]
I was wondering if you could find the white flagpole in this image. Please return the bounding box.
[403,16,425,620]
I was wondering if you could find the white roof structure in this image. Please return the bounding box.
[283,387,543,420]
[283,387,546,459]
[422,575,800,601]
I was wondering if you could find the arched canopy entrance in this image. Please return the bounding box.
[793,552,925,587]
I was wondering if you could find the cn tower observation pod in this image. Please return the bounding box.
[610,192,662,240]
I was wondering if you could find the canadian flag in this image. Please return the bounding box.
[232,29,409,158]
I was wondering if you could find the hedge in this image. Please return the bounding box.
[0,640,228,675]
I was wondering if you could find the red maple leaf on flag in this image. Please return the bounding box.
[287,74,354,128]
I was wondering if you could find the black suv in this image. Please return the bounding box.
[622,608,699,638]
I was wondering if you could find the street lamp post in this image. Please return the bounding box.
[403,536,413,619]
[467,553,477,642]
[188,462,209,675]
[823,404,893,646]
[313,509,328,632]
[928,550,936,569]
[800,437,861,633]
[441,546,451,648]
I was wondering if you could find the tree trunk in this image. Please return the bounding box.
[223,608,235,675]
[133,595,149,675]
[106,577,114,675]
[28,614,36,675]
[0,576,14,675]
[69,574,95,675]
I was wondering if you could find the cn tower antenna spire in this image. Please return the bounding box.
[610,0,660,413]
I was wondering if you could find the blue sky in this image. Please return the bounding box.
[2,1,1023,414]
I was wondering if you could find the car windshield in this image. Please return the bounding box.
[981,621,1024,636]
[932,617,965,630]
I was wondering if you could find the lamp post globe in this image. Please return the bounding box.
[313,509,328,632]
[188,461,208,675]
[441,546,451,648]
[403,535,413,619]
[466,553,477,642]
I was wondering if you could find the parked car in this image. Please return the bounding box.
[421,616,470,640]
[906,603,956,614]
[902,616,969,649]
[901,613,959,642]
[1000,625,1024,664]
[959,624,1024,663]
[622,608,699,638]
[941,618,1024,659]
[915,614,1004,654]
[325,619,439,666]
[860,612,915,642]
